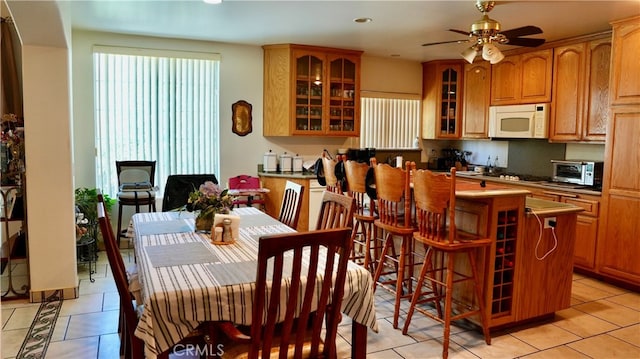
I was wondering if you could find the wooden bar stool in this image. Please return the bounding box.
[344,159,378,273]
[402,166,491,359]
[370,158,416,329]
[321,152,345,194]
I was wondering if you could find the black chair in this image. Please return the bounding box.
[116,160,156,247]
[161,174,219,211]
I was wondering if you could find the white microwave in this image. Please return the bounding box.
[489,103,550,139]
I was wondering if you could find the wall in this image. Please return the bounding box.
[72,30,266,190]
[7,0,78,300]
[72,34,424,190]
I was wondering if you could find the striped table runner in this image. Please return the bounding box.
[132,208,378,358]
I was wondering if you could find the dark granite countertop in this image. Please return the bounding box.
[456,173,602,197]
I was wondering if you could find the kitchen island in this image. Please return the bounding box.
[257,173,584,329]
[452,180,583,329]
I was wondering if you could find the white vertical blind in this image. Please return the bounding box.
[360,97,421,149]
[93,47,220,197]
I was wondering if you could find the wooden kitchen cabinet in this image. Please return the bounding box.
[462,61,491,138]
[564,195,600,270]
[597,16,640,289]
[549,36,611,142]
[597,105,640,287]
[609,16,640,106]
[263,44,362,137]
[490,49,552,105]
[422,60,463,139]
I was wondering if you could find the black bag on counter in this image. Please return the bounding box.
[315,149,333,186]
[315,157,326,186]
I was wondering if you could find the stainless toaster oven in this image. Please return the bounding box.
[551,160,603,187]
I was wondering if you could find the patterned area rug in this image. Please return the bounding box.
[16,291,63,359]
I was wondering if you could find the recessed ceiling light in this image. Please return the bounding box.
[353,17,372,24]
[203,0,222,4]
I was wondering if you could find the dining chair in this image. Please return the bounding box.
[370,158,416,329]
[161,174,219,211]
[228,174,266,209]
[116,160,156,247]
[314,190,355,231]
[402,166,492,359]
[221,227,353,359]
[97,193,140,356]
[278,180,304,229]
[97,197,213,359]
[321,152,344,194]
[344,159,378,273]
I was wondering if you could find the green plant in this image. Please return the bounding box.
[75,187,115,224]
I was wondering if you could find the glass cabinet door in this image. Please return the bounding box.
[439,66,460,137]
[294,54,324,133]
[328,57,357,134]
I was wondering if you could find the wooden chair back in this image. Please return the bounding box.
[315,190,355,231]
[372,160,412,229]
[97,196,145,358]
[278,180,304,229]
[250,228,352,359]
[344,159,375,218]
[412,166,457,244]
[321,152,343,194]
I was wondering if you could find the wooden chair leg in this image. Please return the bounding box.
[441,252,456,359]
[116,203,124,248]
[372,233,392,292]
[402,246,433,334]
[363,222,375,273]
[468,251,491,345]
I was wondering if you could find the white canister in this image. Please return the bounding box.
[395,155,404,168]
[292,154,304,172]
[279,152,292,172]
[263,150,277,172]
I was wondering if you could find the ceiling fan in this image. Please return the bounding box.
[422,1,546,64]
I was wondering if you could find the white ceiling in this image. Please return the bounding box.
[67,0,640,62]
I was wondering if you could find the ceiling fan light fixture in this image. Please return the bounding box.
[482,42,504,64]
[461,45,480,64]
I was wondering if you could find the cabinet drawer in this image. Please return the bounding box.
[564,197,599,217]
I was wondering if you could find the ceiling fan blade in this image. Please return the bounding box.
[500,25,543,38]
[504,37,546,47]
[449,29,471,36]
[421,39,470,47]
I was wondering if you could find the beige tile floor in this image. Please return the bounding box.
[2,248,639,359]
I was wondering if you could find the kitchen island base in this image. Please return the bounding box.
[451,183,582,330]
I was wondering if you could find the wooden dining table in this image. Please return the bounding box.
[130,207,378,358]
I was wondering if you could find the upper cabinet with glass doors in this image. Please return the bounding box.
[263,44,362,137]
[422,60,463,139]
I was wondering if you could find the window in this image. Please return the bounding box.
[93,46,220,197]
[360,94,421,149]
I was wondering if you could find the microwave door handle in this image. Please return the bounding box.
[551,160,585,165]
